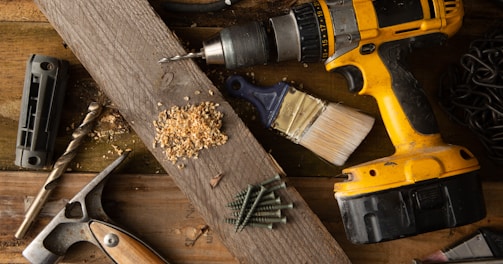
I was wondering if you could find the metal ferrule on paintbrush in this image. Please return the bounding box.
[272,86,325,142]
[225,75,375,166]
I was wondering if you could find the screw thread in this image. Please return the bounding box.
[234,174,281,198]
[252,210,282,217]
[227,192,275,207]
[250,216,287,224]
[234,185,253,232]
[255,203,294,212]
[238,186,267,232]
[231,209,282,218]
[228,196,280,210]
[224,218,273,229]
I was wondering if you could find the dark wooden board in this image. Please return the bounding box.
[2,0,503,263]
[2,171,503,263]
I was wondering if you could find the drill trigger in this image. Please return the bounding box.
[335,65,364,94]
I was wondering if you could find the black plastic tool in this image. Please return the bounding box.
[15,54,69,169]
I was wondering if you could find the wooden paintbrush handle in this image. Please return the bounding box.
[89,220,168,264]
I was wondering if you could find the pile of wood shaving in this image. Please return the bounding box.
[88,108,130,141]
[153,101,228,163]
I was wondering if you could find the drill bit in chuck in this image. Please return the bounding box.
[159,21,270,69]
[158,51,205,63]
[15,102,103,239]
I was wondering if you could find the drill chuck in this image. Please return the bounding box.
[202,21,270,69]
[178,2,330,68]
[270,1,330,63]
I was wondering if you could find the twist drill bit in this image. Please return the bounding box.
[158,52,205,63]
[15,102,102,239]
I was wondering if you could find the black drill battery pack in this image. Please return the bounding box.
[337,171,486,244]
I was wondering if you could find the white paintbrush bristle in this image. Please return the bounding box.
[298,103,375,166]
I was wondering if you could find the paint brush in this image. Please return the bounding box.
[417,228,503,263]
[225,75,375,166]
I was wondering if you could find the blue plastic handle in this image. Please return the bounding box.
[225,75,290,128]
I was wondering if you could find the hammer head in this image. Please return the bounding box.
[23,221,93,263]
[23,152,129,263]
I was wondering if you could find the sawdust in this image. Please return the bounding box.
[88,108,130,142]
[153,101,228,164]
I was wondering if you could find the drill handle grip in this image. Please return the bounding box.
[377,37,440,135]
[333,34,449,150]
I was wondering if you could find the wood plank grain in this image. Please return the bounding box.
[2,1,503,263]
[0,0,46,22]
[0,22,76,121]
[2,171,503,263]
[31,0,349,263]
[0,171,235,264]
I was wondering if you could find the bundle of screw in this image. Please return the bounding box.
[439,22,503,163]
[225,174,293,232]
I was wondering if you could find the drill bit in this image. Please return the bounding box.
[15,102,102,239]
[158,51,205,63]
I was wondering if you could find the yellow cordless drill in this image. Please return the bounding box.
[300,0,486,244]
[165,0,486,244]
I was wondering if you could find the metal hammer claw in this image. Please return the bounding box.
[23,151,168,264]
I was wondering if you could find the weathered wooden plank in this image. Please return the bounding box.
[31,0,349,263]
[1,171,235,264]
[2,171,503,263]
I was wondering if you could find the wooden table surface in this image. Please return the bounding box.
[1,0,502,263]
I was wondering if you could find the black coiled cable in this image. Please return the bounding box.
[439,22,503,163]
[163,0,243,13]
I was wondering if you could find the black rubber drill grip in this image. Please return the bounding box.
[377,34,446,135]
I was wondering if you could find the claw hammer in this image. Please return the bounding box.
[22,152,168,264]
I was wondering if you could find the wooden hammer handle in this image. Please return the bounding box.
[90,221,168,264]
